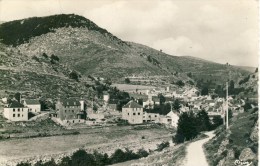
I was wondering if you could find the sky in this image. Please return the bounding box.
[0,0,258,67]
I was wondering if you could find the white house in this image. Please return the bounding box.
[3,101,29,121]
[23,99,41,113]
[143,112,160,123]
[159,116,172,126]
[166,111,179,128]
[103,92,110,103]
[143,94,154,108]
[122,100,143,124]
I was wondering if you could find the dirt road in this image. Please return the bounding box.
[183,131,215,166]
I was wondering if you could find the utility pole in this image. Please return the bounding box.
[226,81,229,129]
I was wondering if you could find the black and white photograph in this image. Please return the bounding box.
[0,0,258,166]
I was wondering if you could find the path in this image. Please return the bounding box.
[183,131,215,166]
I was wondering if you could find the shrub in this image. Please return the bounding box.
[32,56,40,62]
[125,78,130,84]
[137,149,149,158]
[59,156,72,166]
[156,141,170,151]
[17,162,31,166]
[176,80,185,87]
[69,71,80,82]
[71,149,95,166]
[42,53,48,58]
[50,54,59,61]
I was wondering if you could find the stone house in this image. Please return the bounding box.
[55,98,86,123]
[143,112,160,123]
[3,100,29,121]
[22,99,41,113]
[122,100,143,124]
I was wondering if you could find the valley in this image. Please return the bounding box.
[0,13,258,166]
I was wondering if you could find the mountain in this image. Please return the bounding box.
[0,14,252,87]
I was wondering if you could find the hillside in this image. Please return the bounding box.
[204,109,258,166]
[0,14,252,85]
[0,43,97,100]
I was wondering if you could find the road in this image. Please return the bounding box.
[183,131,215,166]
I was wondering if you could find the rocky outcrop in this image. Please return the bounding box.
[250,120,258,143]
[239,148,256,161]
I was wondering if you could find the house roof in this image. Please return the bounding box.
[60,99,81,106]
[122,100,143,108]
[25,99,40,105]
[8,100,24,108]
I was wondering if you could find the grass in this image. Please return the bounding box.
[204,110,258,166]
[0,125,172,164]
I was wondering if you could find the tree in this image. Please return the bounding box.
[50,54,59,61]
[110,149,126,164]
[187,72,192,77]
[71,149,95,166]
[17,163,31,166]
[14,92,21,102]
[229,80,235,95]
[211,116,223,129]
[69,71,80,82]
[158,94,166,104]
[125,78,130,84]
[42,52,48,58]
[176,80,185,87]
[225,109,233,122]
[243,102,252,112]
[93,151,111,166]
[59,156,72,166]
[201,87,209,96]
[174,112,198,143]
[173,99,181,112]
[195,110,211,132]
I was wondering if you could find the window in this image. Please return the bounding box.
[128,113,129,115]
[133,113,136,115]
[155,115,157,117]
[18,108,20,112]
[72,110,74,113]
[138,113,140,115]
[65,110,67,113]
[13,109,15,112]
[22,115,23,117]
[22,109,23,112]
[13,114,15,117]
[18,114,20,117]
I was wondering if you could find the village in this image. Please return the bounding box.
[0,75,248,130]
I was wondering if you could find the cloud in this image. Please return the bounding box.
[152,36,203,56]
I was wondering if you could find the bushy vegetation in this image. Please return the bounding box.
[239,75,250,85]
[156,141,170,152]
[174,110,220,143]
[0,14,123,46]
[176,80,185,87]
[145,103,171,115]
[69,71,80,82]
[16,148,149,166]
[124,78,130,84]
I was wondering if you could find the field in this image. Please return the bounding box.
[0,125,173,166]
[112,83,155,93]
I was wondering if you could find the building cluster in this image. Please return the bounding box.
[0,84,246,128]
